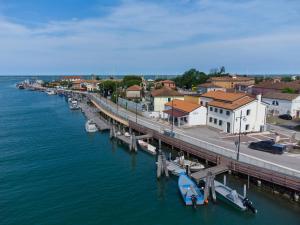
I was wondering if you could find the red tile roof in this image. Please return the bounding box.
[201,90,247,102]
[151,87,183,97]
[165,99,200,113]
[127,85,142,91]
[208,96,255,110]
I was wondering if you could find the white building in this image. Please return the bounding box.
[262,92,300,117]
[126,85,142,99]
[151,87,184,117]
[84,80,100,92]
[197,83,226,94]
[61,76,82,82]
[201,91,267,134]
[163,99,207,127]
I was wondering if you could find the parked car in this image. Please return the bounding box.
[279,114,292,120]
[248,140,286,154]
[163,129,175,138]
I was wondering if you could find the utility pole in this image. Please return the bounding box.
[236,111,247,161]
[135,94,138,123]
[171,98,174,134]
[115,81,118,113]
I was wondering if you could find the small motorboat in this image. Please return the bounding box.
[166,160,185,176]
[85,120,98,133]
[138,140,157,155]
[174,155,204,172]
[16,83,25,89]
[69,100,80,110]
[124,132,130,137]
[178,174,205,207]
[214,180,257,213]
[46,89,56,95]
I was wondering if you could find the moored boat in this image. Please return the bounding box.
[137,140,156,155]
[178,174,205,207]
[16,83,25,89]
[45,89,56,95]
[214,180,257,213]
[174,155,204,172]
[69,100,80,110]
[85,120,98,133]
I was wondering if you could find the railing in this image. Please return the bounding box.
[87,92,300,179]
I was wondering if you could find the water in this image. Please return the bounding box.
[0,76,299,225]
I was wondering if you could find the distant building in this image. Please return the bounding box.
[84,80,100,92]
[156,80,176,89]
[262,92,300,117]
[126,85,142,99]
[61,76,82,82]
[201,91,266,133]
[197,83,226,94]
[151,87,184,117]
[184,94,201,105]
[163,99,207,127]
[72,80,86,91]
[209,75,255,89]
[251,80,300,95]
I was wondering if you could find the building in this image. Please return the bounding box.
[251,80,300,95]
[150,87,184,117]
[184,94,201,105]
[72,80,86,91]
[61,76,82,82]
[262,92,300,117]
[156,80,176,89]
[163,99,207,127]
[201,91,266,134]
[197,83,226,94]
[209,75,255,89]
[126,85,142,99]
[83,80,100,92]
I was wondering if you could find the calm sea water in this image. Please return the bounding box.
[0,76,299,225]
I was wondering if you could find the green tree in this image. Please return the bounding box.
[282,87,296,93]
[122,75,142,88]
[173,69,208,89]
[281,76,292,82]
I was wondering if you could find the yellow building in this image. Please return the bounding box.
[209,75,255,89]
[184,94,201,105]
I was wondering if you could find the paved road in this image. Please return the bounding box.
[89,93,300,175]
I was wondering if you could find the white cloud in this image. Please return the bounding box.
[0,0,299,74]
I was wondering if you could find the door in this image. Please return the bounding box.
[226,122,231,133]
[297,111,300,118]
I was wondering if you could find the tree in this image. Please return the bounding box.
[122,75,142,88]
[209,66,228,77]
[282,87,296,94]
[281,76,292,82]
[173,69,208,89]
[98,80,118,97]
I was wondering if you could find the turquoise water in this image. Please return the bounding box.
[0,76,299,225]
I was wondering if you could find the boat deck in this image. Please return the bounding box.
[191,165,229,182]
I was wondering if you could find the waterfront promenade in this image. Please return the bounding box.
[86,93,300,179]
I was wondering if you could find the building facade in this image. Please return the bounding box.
[126,85,142,99]
[209,75,255,89]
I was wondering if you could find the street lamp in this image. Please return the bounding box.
[171,98,174,134]
[235,111,247,161]
[135,94,138,123]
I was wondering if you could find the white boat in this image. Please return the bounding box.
[166,160,185,176]
[69,100,80,110]
[124,132,131,137]
[46,89,56,95]
[138,140,157,155]
[174,155,204,172]
[85,120,98,133]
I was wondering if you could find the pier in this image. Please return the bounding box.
[191,165,229,183]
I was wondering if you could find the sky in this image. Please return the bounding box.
[0,0,299,75]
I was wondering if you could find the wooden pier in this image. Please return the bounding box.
[191,165,229,182]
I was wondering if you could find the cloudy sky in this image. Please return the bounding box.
[0,0,299,75]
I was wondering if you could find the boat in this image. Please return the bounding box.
[166,160,185,176]
[85,120,98,133]
[178,174,205,207]
[124,132,131,137]
[69,100,80,110]
[174,155,204,172]
[45,89,56,95]
[16,83,25,89]
[214,180,257,213]
[138,140,157,155]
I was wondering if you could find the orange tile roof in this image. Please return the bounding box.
[151,87,183,97]
[210,76,254,82]
[201,90,246,102]
[208,96,255,110]
[165,99,200,113]
[161,80,175,83]
[127,85,142,91]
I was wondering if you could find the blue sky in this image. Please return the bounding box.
[0,0,299,75]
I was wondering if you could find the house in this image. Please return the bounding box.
[201,91,266,134]
[126,85,142,99]
[72,80,86,91]
[61,76,82,82]
[150,87,184,117]
[251,80,300,95]
[184,94,201,105]
[262,92,300,118]
[163,99,207,127]
[156,80,176,89]
[84,80,100,92]
[209,75,255,89]
[197,83,226,94]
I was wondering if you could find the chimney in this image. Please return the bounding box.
[256,94,262,102]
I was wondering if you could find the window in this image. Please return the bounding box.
[200,101,203,106]
[246,109,251,116]
[220,109,223,114]
[214,108,218,113]
[168,98,171,102]
[209,117,213,123]
[245,124,249,131]
[226,111,230,116]
[219,120,223,126]
[272,100,279,106]
[210,107,213,111]
[214,118,217,124]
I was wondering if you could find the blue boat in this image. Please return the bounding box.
[178,174,205,207]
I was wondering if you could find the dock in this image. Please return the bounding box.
[191,165,229,182]
[79,102,110,131]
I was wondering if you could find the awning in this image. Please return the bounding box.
[163,109,188,118]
